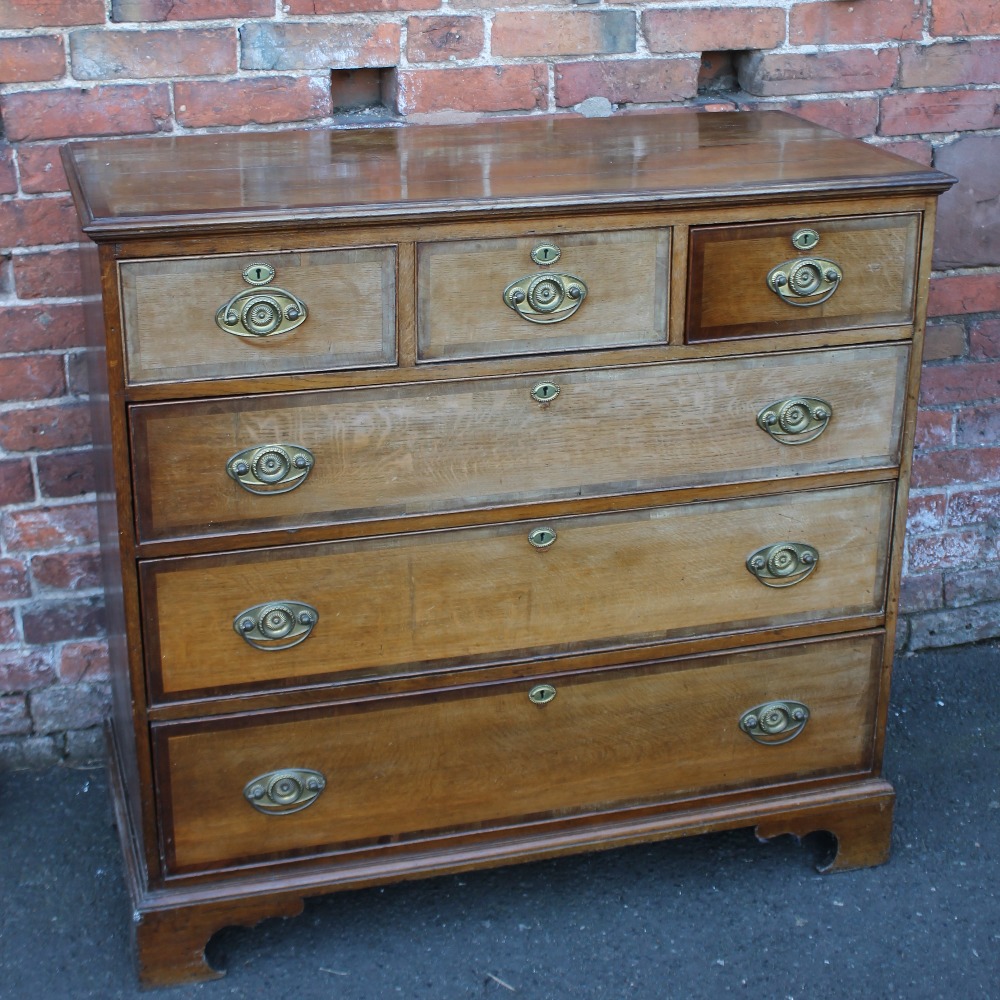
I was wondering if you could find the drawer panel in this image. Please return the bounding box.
[687,214,920,342]
[142,482,893,700]
[119,247,396,384]
[155,632,883,874]
[417,229,669,360]
[132,344,908,543]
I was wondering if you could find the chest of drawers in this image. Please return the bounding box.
[63,111,953,986]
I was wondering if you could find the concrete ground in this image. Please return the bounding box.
[1,643,998,1000]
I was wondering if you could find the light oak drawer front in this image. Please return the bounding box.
[155,632,883,874]
[131,345,908,543]
[142,482,893,700]
[119,247,396,384]
[417,229,669,360]
[687,214,920,342]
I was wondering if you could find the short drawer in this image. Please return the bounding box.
[141,482,893,701]
[417,229,669,360]
[131,344,908,543]
[119,247,396,384]
[153,632,883,875]
[687,214,920,342]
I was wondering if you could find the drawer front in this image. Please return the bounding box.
[119,247,396,384]
[142,482,893,700]
[132,345,908,543]
[417,229,669,360]
[155,632,883,874]
[687,214,920,342]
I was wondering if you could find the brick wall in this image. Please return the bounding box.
[1,0,998,766]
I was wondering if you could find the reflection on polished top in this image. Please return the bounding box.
[62,110,953,237]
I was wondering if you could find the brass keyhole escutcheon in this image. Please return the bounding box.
[528,526,557,549]
[530,381,560,403]
[528,684,557,705]
[531,243,562,266]
[791,228,820,251]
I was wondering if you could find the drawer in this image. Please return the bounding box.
[154,632,883,874]
[416,229,669,360]
[119,247,397,384]
[131,344,908,543]
[686,214,920,342]
[141,482,893,700]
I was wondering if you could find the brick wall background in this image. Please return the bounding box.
[1,0,998,767]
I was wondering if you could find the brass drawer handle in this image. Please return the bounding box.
[234,601,318,651]
[740,701,810,745]
[767,257,842,307]
[757,397,832,445]
[503,272,587,324]
[244,768,326,815]
[528,526,557,549]
[226,443,314,494]
[528,683,557,705]
[747,542,818,588]
[215,261,308,338]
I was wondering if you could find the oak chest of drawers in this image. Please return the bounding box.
[64,111,953,986]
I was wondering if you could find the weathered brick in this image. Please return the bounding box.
[285,0,437,11]
[957,404,1000,448]
[907,490,948,533]
[929,273,1000,317]
[0,459,35,505]
[643,7,784,54]
[0,196,84,249]
[738,49,897,98]
[12,249,84,299]
[554,58,698,108]
[909,601,1000,650]
[914,409,953,450]
[791,0,924,44]
[2,503,98,552]
[406,16,483,63]
[36,449,95,498]
[945,567,1000,608]
[0,609,18,644]
[16,145,70,195]
[29,681,109,733]
[70,27,236,81]
[900,40,1000,90]
[0,145,16,196]
[0,560,30,601]
[0,0,104,28]
[0,403,92,453]
[493,11,635,58]
[911,447,1000,489]
[921,361,1000,405]
[899,571,943,613]
[22,597,105,646]
[0,36,66,84]
[64,726,105,764]
[923,321,966,361]
[878,138,934,166]
[753,97,879,139]
[30,550,101,591]
[881,90,1000,137]
[931,0,1000,37]
[240,21,399,71]
[0,696,32,737]
[59,639,110,683]
[175,77,331,128]
[933,135,1000,269]
[907,527,983,573]
[66,352,89,396]
[970,317,1000,359]
[112,0,272,20]
[0,355,65,402]
[0,735,62,770]
[0,304,85,352]
[948,485,1000,526]
[452,0,571,6]
[0,650,57,692]
[398,65,547,115]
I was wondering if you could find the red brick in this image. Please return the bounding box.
[66,352,89,396]
[0,696,32,737]
[0,0,104,28]
[406,16,483,63]
[70,27,236,80]
[0,304,85,352]
[931,0,1000,37]
[753,97,879,139]
[923,321,966,361]
[914,408,953,450]
[175,77,330,128]
[30,550,101,591]
[920,360,1000,405]
[899,571,943,613]
[36,449,96,499]
[554,58,698,108]
[59,639,110,683]
[0,650,56,692]
[16,145,70,194]
[907,491,948,533]
[0,355,66,402]
[934,135,1000,270]
[398,65,547,115]
[970,317,1000,359]
[0,197,84,249]
[0,36,66,84]
[907,527,983,573]
[2,503,99,552]
[643,7,784,54]
[738,49,897,98]
[112,0,272,20]
[791,0,924,44]
[285,0,438,11]
[493,11,635,58]
[948,485,1000,526]
[881,90,1000,137]
[0,610,17,644]
[911,447,1000,488]
[956,403,1000,447]
[0,402,92,453]
[23,597,105,645]
[0,145,16,195]
[876,139,934,167]
[929,273,1000,317]
[12,249,83,299]
[0,84,170,141]
[240,21,400,70]
[0,458,35,505]
[901,40,1000,89]
[0,559,30,601]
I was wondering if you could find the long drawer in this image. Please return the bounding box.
[141,482,893,701]
[154,631,883,875]
[131,345,908,543]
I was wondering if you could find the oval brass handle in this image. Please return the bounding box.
[767,257,842,307]
[234,601,318,651]
[215,286,308,338]
[227,443,314,494]
[757,397,832,445]
[528,683,557,705]
[528,526,557,549]
[740,701,810,745]
[243,768,326,815]
[503,272,587,324]
[746,542,818,588]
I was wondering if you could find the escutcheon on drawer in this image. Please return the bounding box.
[141,482,894,700]
[153,632,884,875]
